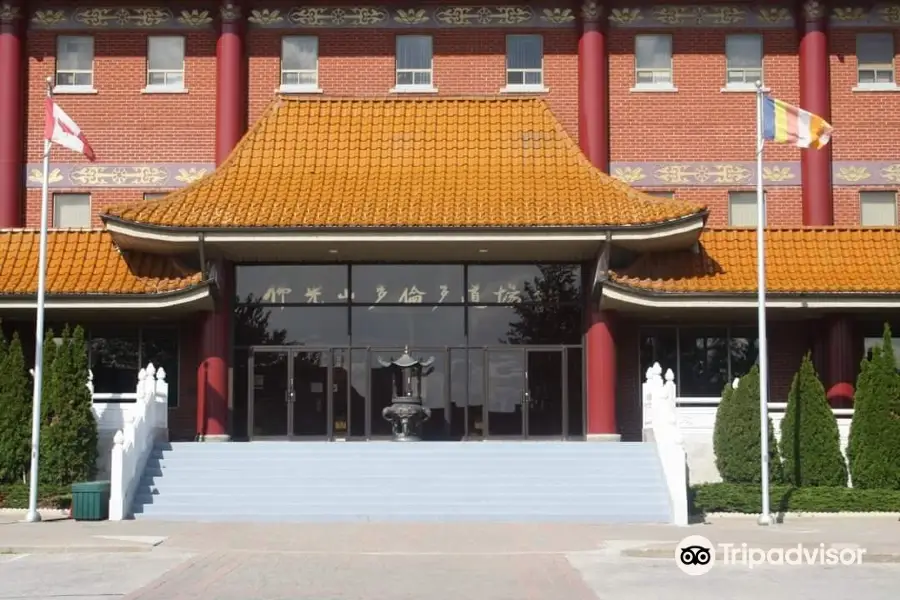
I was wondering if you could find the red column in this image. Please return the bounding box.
[798,0,833,226]
[197,2,244,440]
[578,1,609,172]
[825,315,856,408]
[578,3,617,439]
[0,1,24,228]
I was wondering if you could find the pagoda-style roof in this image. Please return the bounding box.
[0,230,210,311]
[604,228,900,310]
[102,97,706,258]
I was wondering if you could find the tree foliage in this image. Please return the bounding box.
[847,323,900,490]
[780,353,847,487]
[0,331,32,483]
[712,364,783,484]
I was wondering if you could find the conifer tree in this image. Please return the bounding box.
[848,323,900,489]
[64,325,97,482]
[713,376,736,478]
[780,353,847,486]
[37,327,63,485]
[0,333,33,484]
[711,364,783,483]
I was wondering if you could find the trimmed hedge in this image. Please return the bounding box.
[691,482,900,515]
[0,483,71,510]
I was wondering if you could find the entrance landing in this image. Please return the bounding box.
[131,441,672,523]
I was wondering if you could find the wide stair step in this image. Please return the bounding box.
[130,441,673,523]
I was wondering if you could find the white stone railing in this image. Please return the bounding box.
[109,364,168,520]
[656,377,855,486]
[642,362,689,526]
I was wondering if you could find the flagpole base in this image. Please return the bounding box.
[757,513,773,526]
[23,509,42,523]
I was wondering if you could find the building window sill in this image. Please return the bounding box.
[721,85,771,93]
[852,84,900,93]
[389,85,439,94]
[499,85,549,94]
[52,85,98,95]
[279,85,324,95]
[629,85,678,93]
[141,86,189,95]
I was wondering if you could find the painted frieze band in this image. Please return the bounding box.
[20,3,900,30]
[24,163,213,188]
[612,162,900,186]
[23,162,900,188]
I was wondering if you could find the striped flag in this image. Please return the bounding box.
[762,96,832,150]
[44,98,96,161]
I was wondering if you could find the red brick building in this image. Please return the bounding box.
[0,0,899,443]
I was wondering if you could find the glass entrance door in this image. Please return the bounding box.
[249,347,334,439]
[525,349,565,438]
[484,348,566,439]
[486,349,526,437]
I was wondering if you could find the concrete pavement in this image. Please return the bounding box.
[0,515,898,599]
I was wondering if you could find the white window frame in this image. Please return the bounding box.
[54,35,95,94]
[632,34,675,92]
[145,36,186,93]
[860,191,898,226]
[280,35,321,93]
[52,193,91,229]
[728,191,764,227]
[392,35,436,93]
[724,34,763,91]
[855,32,897,91]
[502,34,546,93]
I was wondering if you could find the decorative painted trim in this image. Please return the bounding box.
[23,3,900,30]
[29,6,216,29]
[610,161,900,186]
[23,163,214,188]
[0,2,23,24]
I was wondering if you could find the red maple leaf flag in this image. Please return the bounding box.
[44,98,96,161]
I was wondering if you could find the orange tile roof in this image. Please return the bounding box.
[611,228,900,295]
[0,230,203,296]
[103,97,705,229]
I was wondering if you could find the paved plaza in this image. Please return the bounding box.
[1,514,898,599]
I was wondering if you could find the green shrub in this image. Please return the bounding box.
[712,364,783,484]
[0,483,71,510]
[39,326,98,486]
[847,323,900,490]
[691,482,900,515]
[37,328,62,485]
[780,352,847,487]
[0,333,33,484]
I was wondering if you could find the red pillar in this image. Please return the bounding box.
[825,315,856,408]
[798,0,833,226]
[578,3,618,439]
[0,1,25,228]
[197,1,244,440]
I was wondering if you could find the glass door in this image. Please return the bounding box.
[248,349,291,439]
[525,348,565,438]
[290,349,331,439]
[485,348,526,438]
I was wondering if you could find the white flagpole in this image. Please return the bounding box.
[24,76,54,523]
[755,80,772,527]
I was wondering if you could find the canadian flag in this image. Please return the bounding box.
[44,98,96,161]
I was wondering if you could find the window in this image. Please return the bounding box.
[143,192,168,201]
[147,36,185,89]
[52,193,91,228]
[645,191,674,199]
[634,34,673,88]
[728,191,761,227]
[860,191,898,226]
[725,34,763,87]
[55,36,94,89]
[505,34,543,89]
[856,33,895,87]
[280,35,318,90]
[89,326,180,408]
[394,35,433,90]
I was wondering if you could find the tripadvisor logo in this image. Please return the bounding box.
[675,535,866,575]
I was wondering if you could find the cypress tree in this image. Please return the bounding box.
[712,364,783,484]
[780,352,848,486]
[713,377,736,480]
[0,333,33,484]
[64,325,98,482]
[848,323,900,489]
[37,327,63,485]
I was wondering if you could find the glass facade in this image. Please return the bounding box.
[232,264,584,440]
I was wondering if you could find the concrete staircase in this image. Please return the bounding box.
[131,441,673,522]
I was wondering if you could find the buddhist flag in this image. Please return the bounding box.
[762,96,832,150]
[44,98,96,161]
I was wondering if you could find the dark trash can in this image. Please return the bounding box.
[71,480,110,521]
